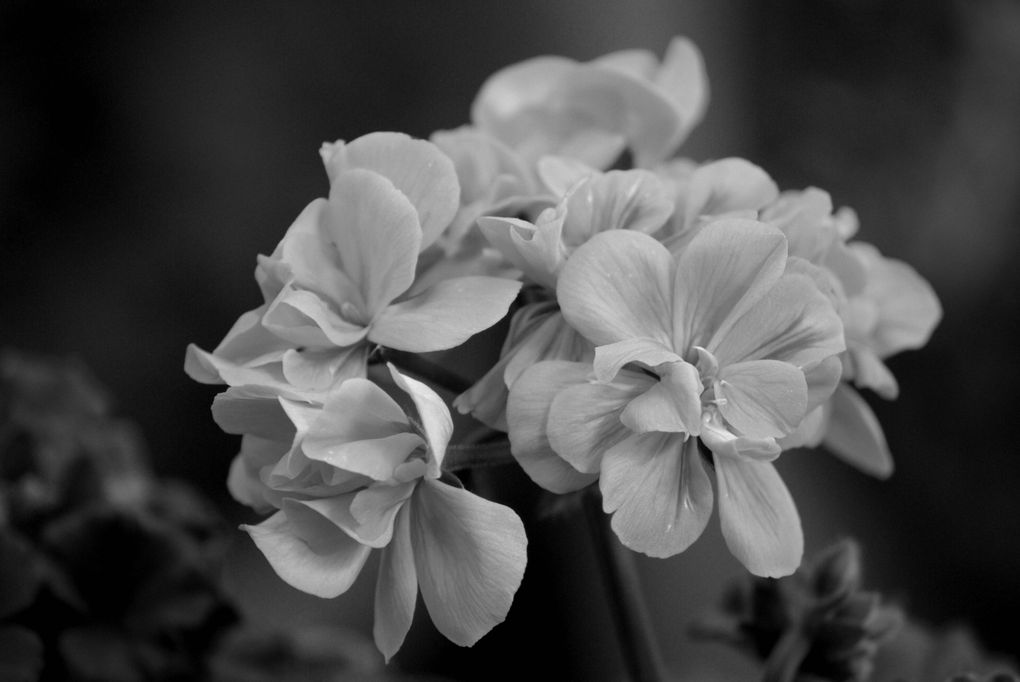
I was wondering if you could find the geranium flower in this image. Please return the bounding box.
[761,189,941,476]
[455,165,673,432]
[185,132,521,401]
[471,37,708,169]
[215,365,527,660]
[507,220,845,576]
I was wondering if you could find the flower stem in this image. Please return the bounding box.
[762,627,809,682]
[583,490,668,682]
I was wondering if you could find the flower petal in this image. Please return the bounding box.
[410,480,527,647]
[619,360,703,434]
[388,365,454,476]
[302,433,424,482]
[560,169,673,244]
[716,360,808,439]
[211,388,293,441]
[601,433,713,557]
[243,505,371,598]
[710,272,845,368]
[592,337,681,382]
[823,384,893,478]
[557,229,675,347]
[683,158,777,228]
[264,286,368,348]
[714,455,802,577]
[478,214,565,290]
[370,276,521,353]
[673,218,787,351]
[804,355,843,412]
[321,132,459,250]
[654,36,709,146]
[505,361,599,493]
[326,169,421,316]
[547,369,653,474]
[374,504,418,661]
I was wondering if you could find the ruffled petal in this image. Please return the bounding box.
[823,384,893,478]
[374,504,418,661]
[547,369,653,474]
[370,276,521,353]
[673,218,787,351]
[264,286,368,348]
[321,132,459,250]
[280,345,369,393]
[619,360,702,434]
[243,504,372,598]
[557,230,675,347]
[478,214,565,290]
[716,360,808,439]
[714,455,802,577]
[592,337,681,382]
[410,480,527,647]
[388,365,454,476]
[601,433,713,558]
[710,272,845,369]
[312,378,410,441]
[325,169,422,316]
[505,361,599,493]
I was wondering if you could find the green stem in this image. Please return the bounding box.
[583,490,668,682]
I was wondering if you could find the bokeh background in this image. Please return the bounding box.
[3,0,1019,679]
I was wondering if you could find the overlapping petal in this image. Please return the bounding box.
[410,480,527,647]
[557,230,675,347]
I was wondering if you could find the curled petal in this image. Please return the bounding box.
[619,360,703,435]
[478,215,565,290]
[388,365,454,476]
[243,505,371,598]
[714,456,802,577]
[302,433,424,482]
[558,230,675,347]
[410,480,527,647]
[371,276,521,353]
[593,337,681,382]
[683,158,778,228]
[601,434,713,558]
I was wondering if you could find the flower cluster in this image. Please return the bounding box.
[187,35,940,657]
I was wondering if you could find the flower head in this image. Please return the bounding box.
[218,365,527,660]
[185,132,521,401]
[508,219,844,575]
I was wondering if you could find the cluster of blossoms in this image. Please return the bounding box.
[186,36,940,658]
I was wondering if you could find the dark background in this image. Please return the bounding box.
[3,0,1019,678]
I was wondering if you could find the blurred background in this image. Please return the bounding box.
[2,0,1019,679]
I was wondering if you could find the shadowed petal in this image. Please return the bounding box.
[601,434,712,558]
[388,366,454,476]
[717,360,808,439]
[211,388,293,441]
[714,456,802,577]
[506,361,599,493]
[243,505,372,598]
[410,480,527,647]
[823,384,893,478]
[374,504,418,661]
[370,276,521,353]
[326,169,421,316]
[302,433,424,481]
[654,37,709,146]
[558,230,675,346]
